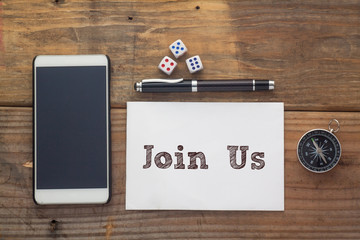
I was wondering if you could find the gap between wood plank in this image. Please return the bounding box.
[1,105,359,113]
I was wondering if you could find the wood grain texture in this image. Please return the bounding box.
[0,1,360,110]
[0,107,359,239]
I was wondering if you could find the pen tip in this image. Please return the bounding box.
[134,82,141,92]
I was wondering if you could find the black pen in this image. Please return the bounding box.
[134,79,274,93]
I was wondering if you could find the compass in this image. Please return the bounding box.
[297,119,341,173]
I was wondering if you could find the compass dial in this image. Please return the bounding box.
[297,129,341,173]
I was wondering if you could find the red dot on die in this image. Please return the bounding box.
[167,67,170,71]
[165,58,169,62]
[161,64,165,68]
[170,62,174,66]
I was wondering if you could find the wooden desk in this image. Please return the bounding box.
[1,1,359,239]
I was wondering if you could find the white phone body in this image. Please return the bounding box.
[33,55,111,205]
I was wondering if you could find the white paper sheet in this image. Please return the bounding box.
[126,102,284,211]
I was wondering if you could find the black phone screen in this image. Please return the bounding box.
[35,66,108,189]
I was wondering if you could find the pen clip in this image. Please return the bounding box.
[141,78,184,84]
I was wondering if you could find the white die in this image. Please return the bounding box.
[186,55,203,73]
[169,39,187,59]
[158,56,177,75]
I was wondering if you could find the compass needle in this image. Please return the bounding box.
[319,152,327,164]
[311,138,327,164]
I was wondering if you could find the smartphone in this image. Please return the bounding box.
[33,55,111,204]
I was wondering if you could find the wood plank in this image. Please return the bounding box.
[1,1,360,110]
[0,107,359,239]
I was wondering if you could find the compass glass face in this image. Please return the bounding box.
[297,129,341,173]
